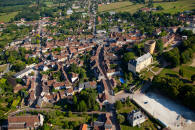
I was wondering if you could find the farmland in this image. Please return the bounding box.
[0,12,18,23]
[98,0,195,14]
[98,1,143,14]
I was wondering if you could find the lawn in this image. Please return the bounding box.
[181,65,195,79]
[151,66,160,72]
[153,0,195,14]
[158,64,195,80]
[0,12,18,23]
[118,104,138,114]
[0,64,7,73]
[121,120,157,130]
[98,0,195,14]
[159,68,178,77]
[98,1,143,14]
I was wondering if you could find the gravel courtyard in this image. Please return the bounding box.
[133,92,195,130]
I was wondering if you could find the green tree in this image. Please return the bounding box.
[191,74,195,82]
[73,95,77,105]
[115,101,122,110]
[123,52,135,63]
[117,114,125,123]
[68,111,72,117]
[77,100,87,112]
[179,68,184,77]
[11,60,26,72]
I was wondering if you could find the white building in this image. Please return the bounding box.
[128,53,152,74]
[127,110,147,127]
[70,73,79,83]
[67,9,73,15]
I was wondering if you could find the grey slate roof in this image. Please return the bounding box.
[14,67,33,78]
[129,53,152,67]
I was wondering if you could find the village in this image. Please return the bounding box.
[0,0,195,130]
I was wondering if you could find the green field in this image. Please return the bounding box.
[98,0,195,14]
[153,0,195,14]
[159,65,195,80]
[98,1,143,14]
[0,12,18,23]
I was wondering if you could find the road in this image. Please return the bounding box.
[31,70,42,107]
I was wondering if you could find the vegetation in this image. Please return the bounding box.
[163,32,195,67]
[0,24,32,48]
[98,1,143,14]
[68,63,88,83]
[17,110,98,130]
[0,77,23,120]
[55,89,99,112]
[98,0,195,14]
[152,75,195,110]
[116,98,158,130]
[0,47,39,72]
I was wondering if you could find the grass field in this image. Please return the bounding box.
[159,64,195,80]
[98,1,143,14]
[0,12,18,23]
[153,0,195,14]
[98,0,195,14]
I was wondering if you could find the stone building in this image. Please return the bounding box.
[144,40,156,54]
[128,53,153,74]
[127,110,147,127]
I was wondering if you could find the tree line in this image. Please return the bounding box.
[163,31,195,67]
[152,75,195,110]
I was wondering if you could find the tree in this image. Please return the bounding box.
[77,100,87,112]
[117,114,125,123]
[156,40,164,54]
[163,48,180,67]
[73,95,77,105]
[123,52,135,63]
[11,60,26,72]
[68,111,72,117]
[115,101,122,110]
[156,5,164,10]
[191,74,195,82]
[179,68,184,77]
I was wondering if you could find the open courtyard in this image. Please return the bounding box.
[133,92,195,130]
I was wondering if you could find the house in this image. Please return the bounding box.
[79,124,88,130]
[79,81,97,90]
[65,88,74,96]
[97,30,107,34]
[105,113,112,130]
[128,53,153,74]
[67,9,73,15]
[140,8,151,12]
[53,82,65,90]
[42,65,49,71]
[92,113,112,130]
[161,34,175,47]
[106,69,121,78]
[14,68,34,78]
[70,72,79,83]
[7,114,44,130]
[127,110,147,127]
